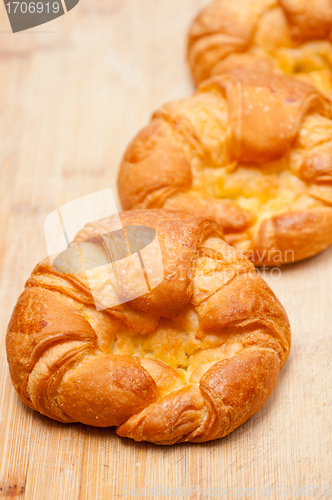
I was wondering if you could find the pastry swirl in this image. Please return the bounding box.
[188,0,332,97]
[6,209,290,444]
[118,70,332,265]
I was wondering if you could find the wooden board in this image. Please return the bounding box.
[0,1,331,498]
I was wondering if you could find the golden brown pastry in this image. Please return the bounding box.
[6,209,291,445]
[118,70,332,265]
[188,0,332,97]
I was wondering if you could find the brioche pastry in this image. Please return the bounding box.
[6,209,291,445]
[188,0,332,98]
[118,70,332,265]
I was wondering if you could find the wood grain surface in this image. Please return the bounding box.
[0,1,331,499]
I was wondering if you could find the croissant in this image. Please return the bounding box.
[188,0,332,97]
[6,209,290,445]
[118,69,332,265]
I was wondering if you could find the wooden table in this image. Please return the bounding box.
[0,1,331,498]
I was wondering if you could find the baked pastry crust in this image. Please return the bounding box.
[188,0,332,97]
[6,209,291,445]
[118,70,332,265]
